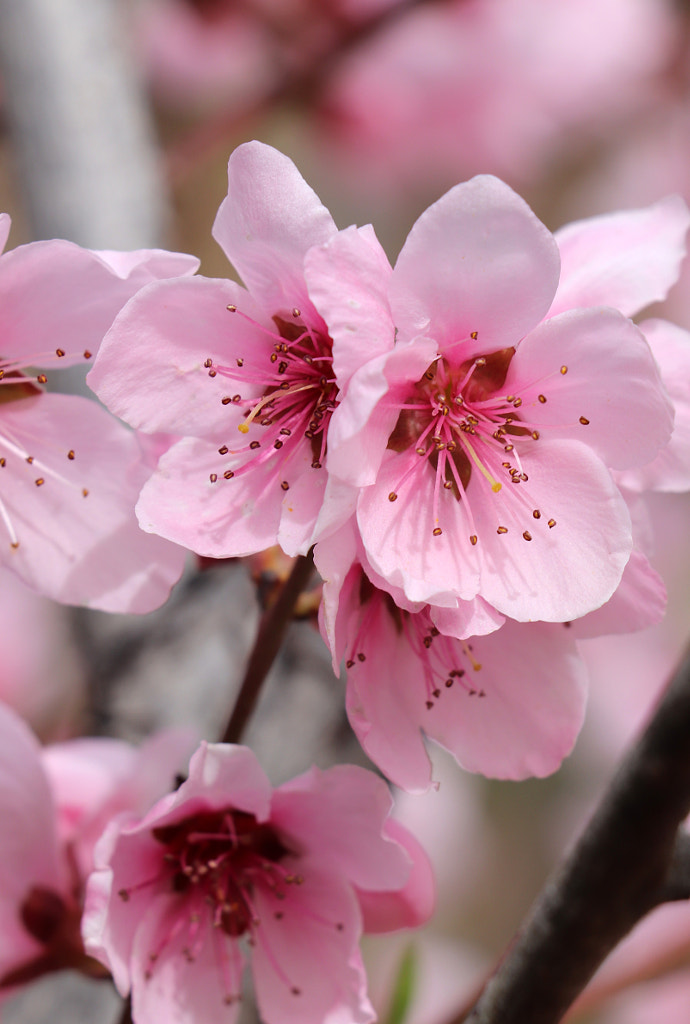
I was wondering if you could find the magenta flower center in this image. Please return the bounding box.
[207,307,337,488]
[388,348,559,542]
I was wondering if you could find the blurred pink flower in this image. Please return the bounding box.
[309,179,683,624]
[0,702,194,993]
[0,216,198,610]
[83,742,434,1024]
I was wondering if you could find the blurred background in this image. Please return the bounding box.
[1,1,690,1021]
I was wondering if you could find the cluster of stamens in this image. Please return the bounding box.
[205,306,338,491]
[386,345,584,544]
[0,348,92,550]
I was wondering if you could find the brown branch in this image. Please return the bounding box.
[167,0,437,184]
[456,640,690,1024]
[220,551,315,745]
[117,995,133,1024]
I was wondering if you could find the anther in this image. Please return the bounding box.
[538,394,547,403]
[346,659,355,668]
[37,374,47,384]
[82,488,89,497]
[26,456,33,464]
[204,358,212,368]
[55,348,65,357]
[579,416,590,425]
[531,430,540,440]
[497,526,508,534]
[208,369,217,377]
[416,447,426,455]
[218,445,229,455]
[67,450,75,460]
[34,478,44,487]
[209,473,218,483]
[475,357,486,366]
[522,531,532,541]
[224,470,234,480]
[274,440,283,450]
[470,535,478,545]
[443,480,453,489]
[236,358,243,367]
[0,458,5,467]
[222,397,231,405]
[432,527,443,536]
[470,331,478,339]
[249,441,261,450]
[560,365,568,375]
[281,481,289,491]
[83,350,92,359]
[513,397,522,407]
[357,653,366,663]
[548,519,557,528]
[227,304,237,312]
[292,308,301,318]
[533,509,541,519]
[388,492,398,502]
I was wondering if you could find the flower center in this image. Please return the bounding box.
[206,306,338,489]
[387,348,556,542]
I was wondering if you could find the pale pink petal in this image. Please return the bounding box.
[474,441,632,621]
[430,599,504,641]
[508,308,673,470]
[357,449,482,606]
[94,247,199,283]
[618,319,690,492]
[89,276,265,440]
[568,550,667,639]
[315,523,360,673]
[130,892,243,1024]
[355,818,435,933]
[550,196,690,318]
[0,394,185,611]
[423,620,587,779]
[252,865,372,1024]
[0,239,197,367]
[304,224,395,389]
[0,703,63,973]
[271,765,410,892]
[213,141,337,319]
[389,175,560,357]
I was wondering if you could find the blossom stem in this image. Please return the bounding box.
[454,641,690,1024]
[220,550,315,745]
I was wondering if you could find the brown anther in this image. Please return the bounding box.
[67,450,75,460]
[83,350,92,359]
[311,460,322,469]
[222,397,232,405]
[443,480,453,489]
[502,461,511,468]
[25,456,33,464]
[346,659,355,668]
[10,541,19,548]
[218,445,229,455]
[233,395,241,403]
[82,488,89,497]
[531,430,540,440]
[548,518,557,528]
[415,447,426,455]
[520,473,528,481]
[55,348,65,357]
[270,353,278,363]
[37,374,47,384]
[291,988,302,997]
[506,395,515,403]
[227,304,237,312]
[426,701,434,709]
[209,473,218,483]
[538,394,547,403]
[236,358,244,367]
[35,478,45,487]
[208,369,217,377]
[432,688,441,698]
[513,397,522,407]
[203,358,212,368]
[0,458,5,467]
[470,331,478,339]
[423,636,433,649]
[118,889,130,902]
[533,509,541,519]
[475,357,486,366]
[281,481,289,491]
[560,365,568,375]
[470,535,478,545]
[579,416,590,425]
[497,526,508,534]
[278,361,288,374]
[280,428,292,436]
[357,653,366,663]
[445,678,454,687]
[432,527,443,536]
[224,470,234,480]
[250,441,261,450]
[274,440,283,450]
[523,530,532,541]
[504,444,514,452]
[292,308,301,318]
[388,492,398,502]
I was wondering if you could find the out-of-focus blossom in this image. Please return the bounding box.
[89,142,385,559]
[0,217,198,611]
[83,741,434,1024]
[0,702,195,993]
[316,0,675,196]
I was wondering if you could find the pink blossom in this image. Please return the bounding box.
[89,142,390,558]
[307,179,685,624]
[0,217,198,610]
[0,700,195,993]
[315,523,587,792]
[83,742,434,1024]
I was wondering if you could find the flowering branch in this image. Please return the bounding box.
[459,641,690,1024]
[167,0,436,183]
[220,550,315,744]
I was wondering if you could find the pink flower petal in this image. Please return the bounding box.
[509,308,673,470]
[355,818,435,933]
[213,141,337,320]
[568,549,666,639]
[550,196,690,318]
[389,175,560,357]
